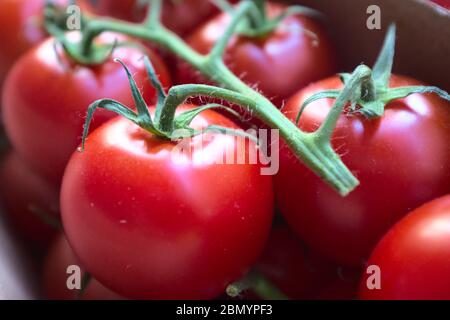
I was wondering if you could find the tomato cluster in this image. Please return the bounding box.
[0,0,449,301]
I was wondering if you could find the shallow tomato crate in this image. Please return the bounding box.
[0,0,449,299]
[285,0,450,91]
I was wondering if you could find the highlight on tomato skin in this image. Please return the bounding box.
[275,74,450,267]
[60,107,274,300]
[359,195,450,300]
[177,2,337,107]
[1,32,171,186]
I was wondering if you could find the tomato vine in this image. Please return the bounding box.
[45,0,364,196]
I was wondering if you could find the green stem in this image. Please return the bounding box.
[76,2,359,195]
[227,272,288,300]
[315,65,372,143]
[248,0,267,29]
[252,274,288,300]
[209,2,253,59]
[144,0,162,28]
[81,18,206,69]
[161,80,358,195]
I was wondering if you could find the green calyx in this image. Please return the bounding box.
[226,271,288,300]
[297,24,450,123]
[81,57,256,151]
[61,0,369,196]
[44,0,121,66]
[218,0,322,39]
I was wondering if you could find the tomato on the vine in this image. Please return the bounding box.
[275,75,450,266]
[61,106,274,299]
[2,32,171,185]
[0,0,92,98]
[97,0,231,36]
[360,195,450,300]
[178,2,336,106]
[43,234,123,300]
[0,152,59,249]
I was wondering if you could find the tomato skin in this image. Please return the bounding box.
[178,3,336,106]
[2,32,171,185]
[275,75,450,266]
[0,0,91,98]
[43,234,123,300]
[359,196,450,300]
[61,107,274,300]
[97,0,228,36]
[0,152,59,249]
[431,0,450,9]
[255,225,337,299]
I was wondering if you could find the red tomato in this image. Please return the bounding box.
[0,0,92,98]
[2,32,171,185]
[97,0,143,21]
[360,195,450,300]
[43,234,123,300]
[0,152,59,249]
[178,2,336,106]
[275,75,450,266]
[97,0,228,36]
[431,0,450,9]
[60,107,274,299]
[255,225,337,299]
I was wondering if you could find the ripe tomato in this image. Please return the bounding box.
[360,195,450,300]
[43,234,123,300]
[431,0,450,9]
[97,0,228,36]
[0,152,59,249]
[97,0,144,22]
[178,2,336,106]
[275,75,450,266]
[2,32,171,185]
[61,107,274,299]
[255,225,337,299]
[0,0,92,98]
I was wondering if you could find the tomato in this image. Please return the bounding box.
[431,0,450,9]
[360,195,450,300]
[275,75,450,266]
[0,152,59,249]
[97,0,143,21]
[178,2,336,106]
[0,0,91,98]
[2,32,171,185]
[97,0,229,36]
[254,225,337,299]
[60,107,274,299]
[43,234,123,300]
